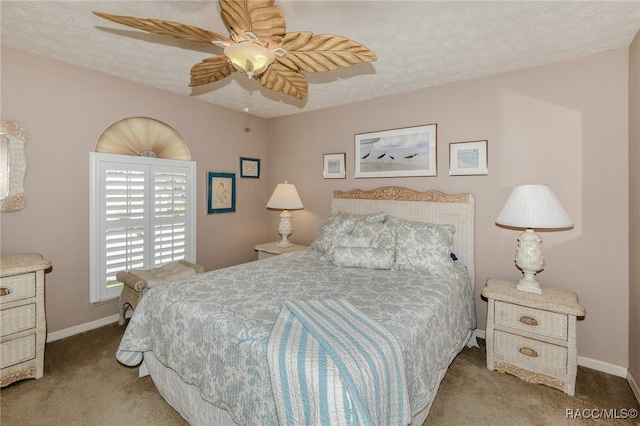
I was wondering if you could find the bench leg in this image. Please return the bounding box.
[118,298,127,325]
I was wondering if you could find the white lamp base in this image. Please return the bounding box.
[276,209,293,248]
[517,279,542,295]
[515,228,544,294]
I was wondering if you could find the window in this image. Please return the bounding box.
[89,153,196,303]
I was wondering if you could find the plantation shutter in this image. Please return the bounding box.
[89,153,195,303]
[152,168,189,265]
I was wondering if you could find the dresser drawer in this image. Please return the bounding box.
[495,301,568,340]
[0,273,36,305]
[1,303,36,337]
[1,334,36,369]
[494,330,567,379]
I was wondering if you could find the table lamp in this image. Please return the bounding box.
[267,181,304,248]
[496,184,573,294]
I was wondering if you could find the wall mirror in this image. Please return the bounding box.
[0,120,27,212]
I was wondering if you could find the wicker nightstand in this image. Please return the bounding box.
[1,253,51,387]
[255,241,308,260]
[482,278,585,396]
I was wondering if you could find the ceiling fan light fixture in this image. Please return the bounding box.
[224,42,275,79]
[93,0,377,99]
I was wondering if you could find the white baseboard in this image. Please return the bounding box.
[473,329,628,378]
[46,314,119,342]
[578,355,628,378]
[628,370,640,404]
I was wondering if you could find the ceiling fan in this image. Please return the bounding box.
[93,0,377,100]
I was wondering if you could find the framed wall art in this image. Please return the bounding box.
[354,124,437,178]
[239,157,260,178]
[0,120,27,212]
[449,140,488,176]
[207,172,236,214]
[323,153,346,179]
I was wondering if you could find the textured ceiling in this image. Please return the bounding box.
[2,1,639,118]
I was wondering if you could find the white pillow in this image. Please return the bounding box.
[310,214,357,254]
[310,212,386,254]
[321,234,373,262]
[350,221,396,252]
[392,219,456,276]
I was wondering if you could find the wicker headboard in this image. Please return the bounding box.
[331,186,476,290]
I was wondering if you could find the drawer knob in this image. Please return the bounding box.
[519,315,539,326]
[0,287,11,296]
[519,347,538,357]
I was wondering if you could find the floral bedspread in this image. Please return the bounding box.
[117,249,476,426]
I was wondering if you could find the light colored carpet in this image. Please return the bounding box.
[1,323,638,425]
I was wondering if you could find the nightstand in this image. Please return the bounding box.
[255,241,309,260]
[1,253,51,387]
[482,278,585,396]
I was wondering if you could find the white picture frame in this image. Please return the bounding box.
[449,140,488,176]
[355,124,437,178]
[323,153,346,179]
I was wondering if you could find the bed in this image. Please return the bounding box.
[117,186,477,425]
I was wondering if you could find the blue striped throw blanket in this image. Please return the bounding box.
[267,299,411,426]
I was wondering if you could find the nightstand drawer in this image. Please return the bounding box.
[258,251,277,260]
[494,330,567,379]
[1,334,36,369]
[495,301,567,340]
[0,273,36,305]
[1,304,36,337]
[255,242,308,260]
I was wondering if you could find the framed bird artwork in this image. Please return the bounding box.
[207,172,236,214]
[354,124,437,178]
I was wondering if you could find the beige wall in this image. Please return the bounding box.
[1,47,270,332]
[629,31,640,382]
[1,46,633,369]
[267,49,630,367]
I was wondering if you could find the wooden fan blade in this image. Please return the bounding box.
[279,32,377,72]
[219,0,285,41]
[258,62,308,100]
[190,56,236,87]
[93,11,231,44]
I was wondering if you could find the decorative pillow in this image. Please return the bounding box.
[392,219,456,276]
[321,234,373,262]
[350,211,388,224]
[331,246,395,270]
[311,212,386,254]
[333,211,387,224]
[383,215,405,226]
[351,221,396,252]
[310,214,357,254]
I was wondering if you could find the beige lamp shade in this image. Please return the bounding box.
[96,117,191,160]
[267,182,304,210]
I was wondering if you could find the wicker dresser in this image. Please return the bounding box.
[1,253,51,387]
[482,278,585,396]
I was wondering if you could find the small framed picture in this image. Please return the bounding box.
[239,157,260,178]
[323,153,346,179]
[207,172,236,214]
[449,140,488,176]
